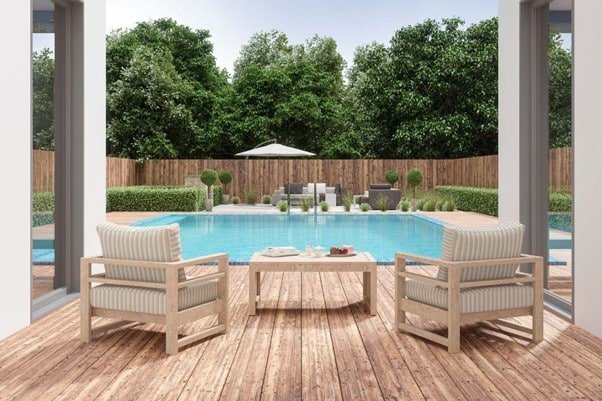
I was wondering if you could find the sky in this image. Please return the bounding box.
[35,0,499,74]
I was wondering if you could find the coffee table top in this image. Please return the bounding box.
[250,251,375,265]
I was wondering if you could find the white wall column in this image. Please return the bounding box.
[0,1,32,338]
[498,0,550,265]
[573,0,602,337]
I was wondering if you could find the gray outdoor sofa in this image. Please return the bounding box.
[359,183,402,210]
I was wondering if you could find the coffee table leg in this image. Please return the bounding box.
[249,266,257,315]
[363,271,369,302]
[256,271,261,298]
[369,265,377,316]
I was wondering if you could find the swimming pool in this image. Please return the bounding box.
[134,213,445,264]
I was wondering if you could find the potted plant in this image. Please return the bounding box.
[201,169,218,212]
[385,169,400,188]
[218,170,232,203]
[342,193,353,212]
[245,189,256,205]
[407,168,423,211]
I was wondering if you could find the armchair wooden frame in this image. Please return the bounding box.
[80,253,229,355]
[395,252,544,353]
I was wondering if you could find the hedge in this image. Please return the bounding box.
[434,186,500,216]
[549,192,571,212]
[107,186,205,212]
[33,212,54,227]
[434,186,572,217]
[33,192,54,212]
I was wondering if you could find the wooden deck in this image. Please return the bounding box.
[2,264,601,401]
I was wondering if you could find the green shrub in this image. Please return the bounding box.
[107,186,201,212]
[213,185,223,205]
[407,168,423,200]
[33,211,54,227]
[360,203,371,212]
[301,197,312,212]
[277,200,288,212]
[245,190,256,205]
[434,186,498,216]
[342,193,353,212]
[320,201,329,212]
[262,195,271,204]
[385,169,400,186]
[435,199,445,211]
[416,197,427,210]
[442,199,456,212]
[231,196,240,205]
[33,192,54,212]
[200,169,218,188]
[377,195,389,212]
[422,199,436,212]
[218,170,232,194]
[398,200,411,212]
[549,192,571,212]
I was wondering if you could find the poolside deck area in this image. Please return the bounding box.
[3,260,601,400]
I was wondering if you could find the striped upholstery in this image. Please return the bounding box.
[90,281,219,315]
[97,223,186,283]
[437,223,525,282]
[406,280,533,313]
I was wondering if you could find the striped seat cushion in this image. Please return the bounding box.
[437,223,525,282]
[90,280,219,315]
[405,280,533,313]
[97,223,186,283]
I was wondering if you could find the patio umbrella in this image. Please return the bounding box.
[235,140,316,207]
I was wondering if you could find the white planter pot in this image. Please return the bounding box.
[205,199,213,212]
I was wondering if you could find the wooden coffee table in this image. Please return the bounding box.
[248,252,377,315]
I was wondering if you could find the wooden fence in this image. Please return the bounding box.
[33,148,572,194]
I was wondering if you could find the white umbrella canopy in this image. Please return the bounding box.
[236,143,315,158]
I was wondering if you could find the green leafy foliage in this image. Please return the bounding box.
[398,199,411,212]
[245,190,256,205]
[33,192,54,212]
[106,186,202,212]
[33,212,54,227]
[200,169,218,187]
[377,195,389,212]
[106,19,229,160]
[231,196,240,205]
[262,195,271,204]
[434,186,498,216]
[213,185,223,205]
[384,170,400,186]
[320,201,329,212]
[360,203,371,212]
[342,193,353,212]
[32,49,55,150]
[549,192,571,212]
[218,170,233,193]
[277,200,288,212]
[300,197,312,212]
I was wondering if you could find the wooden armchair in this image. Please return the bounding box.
[395,223,544,353]
[80,223,229,355]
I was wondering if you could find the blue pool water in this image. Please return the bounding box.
[134,214,445,264]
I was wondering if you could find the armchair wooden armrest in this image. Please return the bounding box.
[395,252,451,267]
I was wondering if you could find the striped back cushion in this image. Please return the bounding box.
[436,223,525,282]
[97,223,185,283]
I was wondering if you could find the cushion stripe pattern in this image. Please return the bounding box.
[405,280,533,313]
[97,223,186,283]
[90,281,219,315]
[437,223,525,282]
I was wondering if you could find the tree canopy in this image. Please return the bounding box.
[32,17,573,160]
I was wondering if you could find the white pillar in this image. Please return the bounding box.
[0,1,32,338]
[498,0,549,257]
[573,0,602,337]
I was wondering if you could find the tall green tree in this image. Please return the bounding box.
[221,31,362,157]
[32,48,55,150]
[106,18,228,159]
[349,18,572,158]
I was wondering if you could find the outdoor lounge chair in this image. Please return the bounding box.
[80,223,229,355]
[394,223,543,353]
